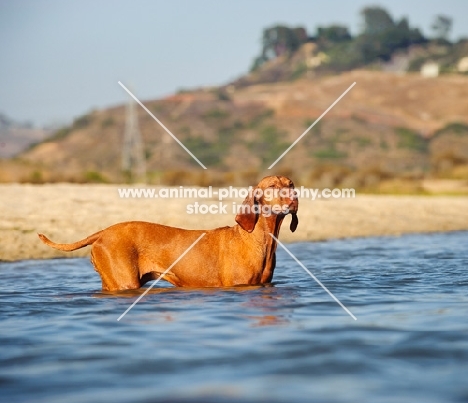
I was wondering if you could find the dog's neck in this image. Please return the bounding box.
[255,213,284,238]
[251,213,285,283]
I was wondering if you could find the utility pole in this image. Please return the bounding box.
[122,94,146,183]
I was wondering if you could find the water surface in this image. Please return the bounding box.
[1,232,467,402]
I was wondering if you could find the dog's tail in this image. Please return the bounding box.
[38,231,104,252]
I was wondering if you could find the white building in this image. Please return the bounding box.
[457,57,468,73]
[420,62,439,78]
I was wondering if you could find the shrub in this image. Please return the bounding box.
[84,171,108,183]
[101,116,115,128]
[356,137,371,147]
[248,125,289,166]
[396,128,427,152]
[203,108,229,120]
[184,137,220,166]
[216,89,231,101]
[30,170,44,184]
[247,109,274,129]
[290,62,307,80]
[435,122,468,136]
[73,113,92,129]
[47,127,72,142]
[161,170,198,186]
[313,147,348,159]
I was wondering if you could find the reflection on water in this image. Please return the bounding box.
[1,231,468,403]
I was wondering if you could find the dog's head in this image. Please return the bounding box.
[235,175,299,233]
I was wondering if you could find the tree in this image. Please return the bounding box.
[317,25,352,44]
[431,15,452,40]
[250,55,267,72]
[357,8,426,62]
[361,6,395,35]
[262,25,307,59]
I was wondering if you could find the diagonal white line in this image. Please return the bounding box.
[270,233,357,320]
[118,81,207,169]
[117,232,206,321]
[268,81,356,169]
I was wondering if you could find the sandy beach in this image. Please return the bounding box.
[1,183,468,261]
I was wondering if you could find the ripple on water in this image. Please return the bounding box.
[0,231,468,403]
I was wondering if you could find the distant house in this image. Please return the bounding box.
[420,62,439,78]
[457,57,468,73]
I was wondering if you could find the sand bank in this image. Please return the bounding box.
[1,184,468,261]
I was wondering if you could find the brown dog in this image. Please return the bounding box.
[38,176,299,291]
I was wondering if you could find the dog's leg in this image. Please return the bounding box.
[90,243,141,291]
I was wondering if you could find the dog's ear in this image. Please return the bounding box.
[290,213,298,232]
[235,189,258,233]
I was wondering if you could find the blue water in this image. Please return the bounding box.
[1,231,467,403]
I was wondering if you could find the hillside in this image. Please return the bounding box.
[0,114,51,158]
[3,70,468,189]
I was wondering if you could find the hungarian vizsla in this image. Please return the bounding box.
[38,175,299,291]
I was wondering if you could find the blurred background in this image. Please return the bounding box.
[1,0,468,192]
